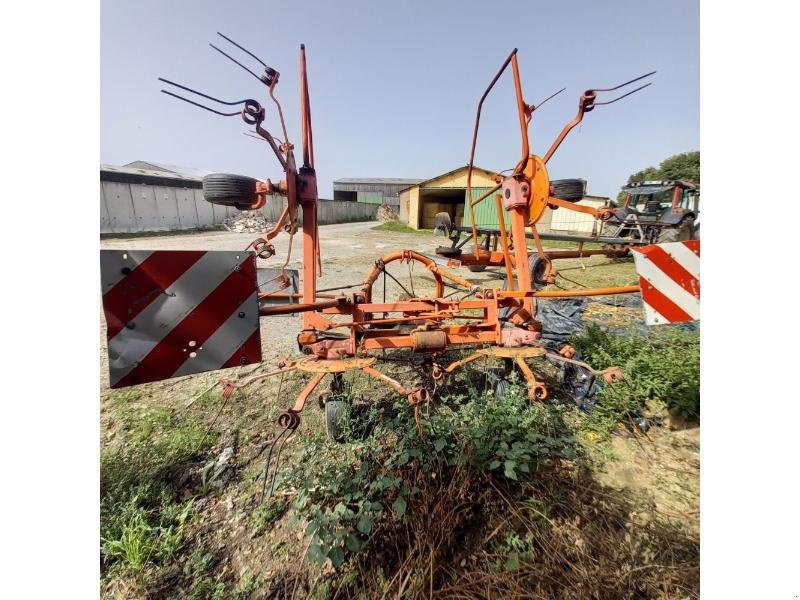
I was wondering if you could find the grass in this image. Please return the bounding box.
[99,251,698,598]
[100,226,224,239]
[100,400,217,580]
[371,221,432,234]
[540,239,604,250]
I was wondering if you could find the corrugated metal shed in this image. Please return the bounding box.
[333,177,424,205]
[124,160,216,179]
[101,164,203,188]
[461,187,511,228]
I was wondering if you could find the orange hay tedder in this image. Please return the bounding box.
[101,36,699,446]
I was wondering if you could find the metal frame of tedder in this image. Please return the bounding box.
[142,38,662,441]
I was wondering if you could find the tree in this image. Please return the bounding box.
[626,151,699,185]
[618,151,699,202]
[658,151,700,184]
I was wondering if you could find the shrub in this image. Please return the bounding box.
[573,323,700,421]
[279,380,580,569]
[100,412,215,576]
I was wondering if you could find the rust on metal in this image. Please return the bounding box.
[141,44,650,432]
[412,330,447,352]
[295,356,377,373]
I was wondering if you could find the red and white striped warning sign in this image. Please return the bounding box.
[101,250,262,388]
[631,240,700,326]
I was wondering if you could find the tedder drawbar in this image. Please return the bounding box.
[101,37,700,453]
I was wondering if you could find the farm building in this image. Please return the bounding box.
[332,178,424,208]
[548,194,610,234]
[398,165,497,230]
[101,162,380,234]
[397,164,608,233]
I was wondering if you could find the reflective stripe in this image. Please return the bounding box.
[633,241,701,326]
[171,292,259,377]
[106,251,255,387]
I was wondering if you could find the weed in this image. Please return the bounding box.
[100,410,216,577]
[573,323,700,424]
[233,569,263,599]
[183,549,227,599]
[199,457,226,496]
[371,221,430,234]
[280,376,580,569]
[251,498,289,536]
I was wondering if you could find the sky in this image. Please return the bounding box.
[101,0,698,200]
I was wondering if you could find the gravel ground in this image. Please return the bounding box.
[100,222,483,394]
[99,221,635,397]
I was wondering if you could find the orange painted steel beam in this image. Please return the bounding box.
[533,285,640,298]
[361,329,498,350]
[508,205,534,315]
[495,194,516,290]
[291,371,325,413]
[259,298,344,316]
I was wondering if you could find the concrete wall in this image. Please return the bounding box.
[100,181,378,234]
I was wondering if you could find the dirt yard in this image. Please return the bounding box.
[99,221,641,395]
[99,222,699,599]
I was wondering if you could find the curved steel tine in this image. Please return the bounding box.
[160,90,242,116]
[217,31,267,68]
[209,43,264,83]
[158,77,255,106]
[594,82,652,106]
[532,86,566,111]
[592,70,656,93]
[243,131,267,142]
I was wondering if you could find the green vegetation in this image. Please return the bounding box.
[574,323,700,423]
[626,150,699,186]
[371,221,430,234]
[100,404,217,578]
[100,306,699,597]
[273,367,698,597]
[282,383,579,568]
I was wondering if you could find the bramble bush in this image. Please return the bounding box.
[278,378,580,568]
[573,323,700,421]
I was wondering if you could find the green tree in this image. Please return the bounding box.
[626,151,699,185]
[658,151,700,184]
[618,151,699,202]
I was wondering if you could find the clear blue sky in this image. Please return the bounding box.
[101,0,698,200]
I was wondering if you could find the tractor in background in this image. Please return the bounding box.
[603,180,700,243]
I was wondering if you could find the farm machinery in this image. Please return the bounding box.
[601,179,700,243]
[101,37,700,449]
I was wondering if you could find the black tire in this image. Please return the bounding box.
[436,246,462,258]
[494,379,510,399]
[550,178,586,202]
[498,254,545,319]
[325,399,347,443]
[529,254,548,288]
[657,218,694,243]
[202,173,258,207]
[602,222,624,238]
[467,265,487,272]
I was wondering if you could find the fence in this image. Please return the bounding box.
[100,175,379,234]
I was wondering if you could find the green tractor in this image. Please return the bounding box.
[603,180,699,243]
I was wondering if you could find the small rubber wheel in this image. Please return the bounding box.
[657,218,694,243]
[550,178,586,201]
[325,399,347,442]
[467,265,487,272]
[436,246,462,257]
[494,379,510,399]
[529,254,548,287]
[202,173,258,207]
